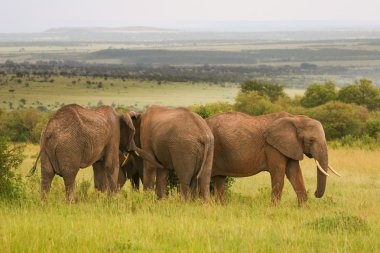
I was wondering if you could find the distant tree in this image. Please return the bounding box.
[240,79,286,102]
[300,62,318,69]
[338,79,380,110]
[300,81,337,108]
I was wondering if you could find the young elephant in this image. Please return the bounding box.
[29,104,157,202]
[133,105,214,201]
[207,111,340,206]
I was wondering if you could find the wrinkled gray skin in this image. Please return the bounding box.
[93,151,142,191]
[30,104,157,202]
[207,111,330,206]
[136,105,214,201]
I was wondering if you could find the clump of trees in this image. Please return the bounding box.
[192,78,380,148]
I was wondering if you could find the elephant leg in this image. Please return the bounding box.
[131,173,140,190]
[143,164,156,191]
[180,182,191,200]
[286,160,308,206]
[213,175,226,202]
[104,150,120,194]
[62,168,79,203]
[269,165,286,205]
[156,168,168,199]
[93,160,107,192]
[40,153,55,199]
[198,169,211,203]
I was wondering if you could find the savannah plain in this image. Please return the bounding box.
[1,38,380,252]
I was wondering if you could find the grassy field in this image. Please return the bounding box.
[0,75,305,111]
[0,76,238,110]
[0,144,379,252]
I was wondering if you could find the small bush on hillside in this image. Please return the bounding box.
[235,91,282,116]
[0,109,43,142]
[0,137,25,199]
[306,101,369,139]
[365,118,380,138]
[300,81,337,108]
[240,79,286,102]
[338,79,380,110]
[190,102,234,119]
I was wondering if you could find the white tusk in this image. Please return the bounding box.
[121,153,130,167]
[134,150,140,157]
[328,165,342,177]
[315,159,329,176]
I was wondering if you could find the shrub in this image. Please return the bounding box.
[1,109,43,142]
[0,137,25,199]
[190,102,234,119]
[240,79,286,102]
[234,91,282,116]
[300,81,337,108]
[337,79,380,110]
[306,101,369,140]
[365,117,380,138]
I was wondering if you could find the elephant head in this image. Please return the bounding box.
[119,112,163,169]
[264,116,340,198]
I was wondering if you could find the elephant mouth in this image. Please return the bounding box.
[305,152,312,158]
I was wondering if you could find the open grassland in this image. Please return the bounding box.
[0,145,379,252]
[0,75,305,111]
[0,76,239,110]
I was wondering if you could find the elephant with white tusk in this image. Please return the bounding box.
[207,111,340,206]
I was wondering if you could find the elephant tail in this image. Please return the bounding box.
[27,151,41,177]
[190,139,211,190]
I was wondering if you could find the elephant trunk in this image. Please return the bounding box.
[314,146,328,198]
[130,142,164,169]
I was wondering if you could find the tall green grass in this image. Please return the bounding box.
[0,145,379,252]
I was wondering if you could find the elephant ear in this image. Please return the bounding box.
[119,114,136,151]
[264,117,304,161]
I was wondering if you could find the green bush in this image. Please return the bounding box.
[190,102,234,119]
[0,137,25,199]
[338,79,380,110]
[240,79,286,102]
[300,81,337,108]
[365,118,380,138]
[234,91,282,116]
[306,101,369,140]
[1,109,43,142]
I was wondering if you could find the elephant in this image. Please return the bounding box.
[29,104,159,202]
[207,111,340,206]
[132,105,214,201]
[93,150,142,191]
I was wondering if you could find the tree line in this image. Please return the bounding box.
[1,78,380,148]
[1,61,348,87]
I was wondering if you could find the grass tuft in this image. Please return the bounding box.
[307,213,370,233]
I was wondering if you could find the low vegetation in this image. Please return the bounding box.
[0,145,379,252]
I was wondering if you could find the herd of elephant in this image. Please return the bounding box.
[29,104,340,206]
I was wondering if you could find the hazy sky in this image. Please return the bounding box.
[1,0,380,32]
